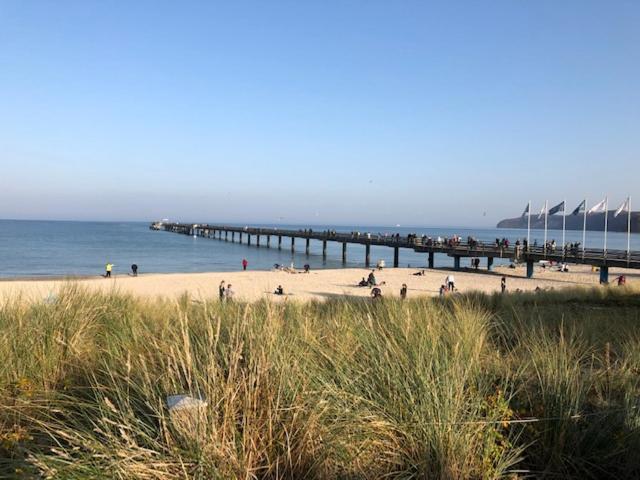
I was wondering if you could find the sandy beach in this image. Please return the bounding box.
[0,264,636,303]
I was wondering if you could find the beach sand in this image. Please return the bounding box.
[0,264,636,303]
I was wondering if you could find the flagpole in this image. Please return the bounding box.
[562,199,566,258]
[544,200,548,253]
[582,198,587,259]
[527,200,531,250]
[603,196,608,255]
[627,196,631,261]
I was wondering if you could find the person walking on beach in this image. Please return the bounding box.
[242,258,248,271]
[225,283,235,300]
[131,264,138,276]
[219,280,226,300]
[501,276,506,293]
[105,262,113,278]
[445,274,455,292]
[400,284,407,299]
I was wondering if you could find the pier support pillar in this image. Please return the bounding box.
[322,240,327,260]
[428,252,434,269]
[239,232,243,243]
[247,234,251,245]
[232,232,235,242]
[526,260,534,279]
[453,256,461,270]
[256,235,260,247]
[365,244,371,268]
[267,235,271,247]
[218,230,222,239]
[487,257,494,272]
[599,266,609,284]
[225,231,228,241]
[278,236,282,250]
[342,242,347,263]
[291,237,295,253]
[305,238,310,255]
[393,247,399,268]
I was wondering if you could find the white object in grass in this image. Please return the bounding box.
[166,394,207,412]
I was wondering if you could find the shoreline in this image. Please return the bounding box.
[0,265,635,303]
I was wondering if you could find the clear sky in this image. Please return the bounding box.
[1,1,638,227]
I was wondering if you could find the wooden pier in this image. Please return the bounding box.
[151,222,640,283]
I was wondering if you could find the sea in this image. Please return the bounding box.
[1,219,639,278]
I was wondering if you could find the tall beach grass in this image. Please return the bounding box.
[1,285,640,478]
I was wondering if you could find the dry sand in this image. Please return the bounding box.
[0,264,637,303]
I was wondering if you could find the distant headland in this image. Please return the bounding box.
[497,210,640,233]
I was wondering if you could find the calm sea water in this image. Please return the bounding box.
[1,220,638,278]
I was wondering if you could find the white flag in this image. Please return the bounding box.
[587,198,607,214]
[614,197,630,218]
[537,202,547,220]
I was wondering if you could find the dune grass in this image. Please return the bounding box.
[1,285,640,478]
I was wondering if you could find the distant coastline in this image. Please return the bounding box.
[497,210,640,233]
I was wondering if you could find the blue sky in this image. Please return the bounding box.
[1,1,638,226]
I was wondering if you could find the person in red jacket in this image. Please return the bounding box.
[242,258,248,271]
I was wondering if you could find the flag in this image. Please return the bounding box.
[521,203,530,217]
[587,198,607,214]
[614,197,630,218]
[537,203,547,220]
[571,200,585,216]
[548,201,565,215]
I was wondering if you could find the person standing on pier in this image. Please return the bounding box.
[242,258,248,271]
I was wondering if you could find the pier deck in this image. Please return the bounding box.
[152,222,640,282]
